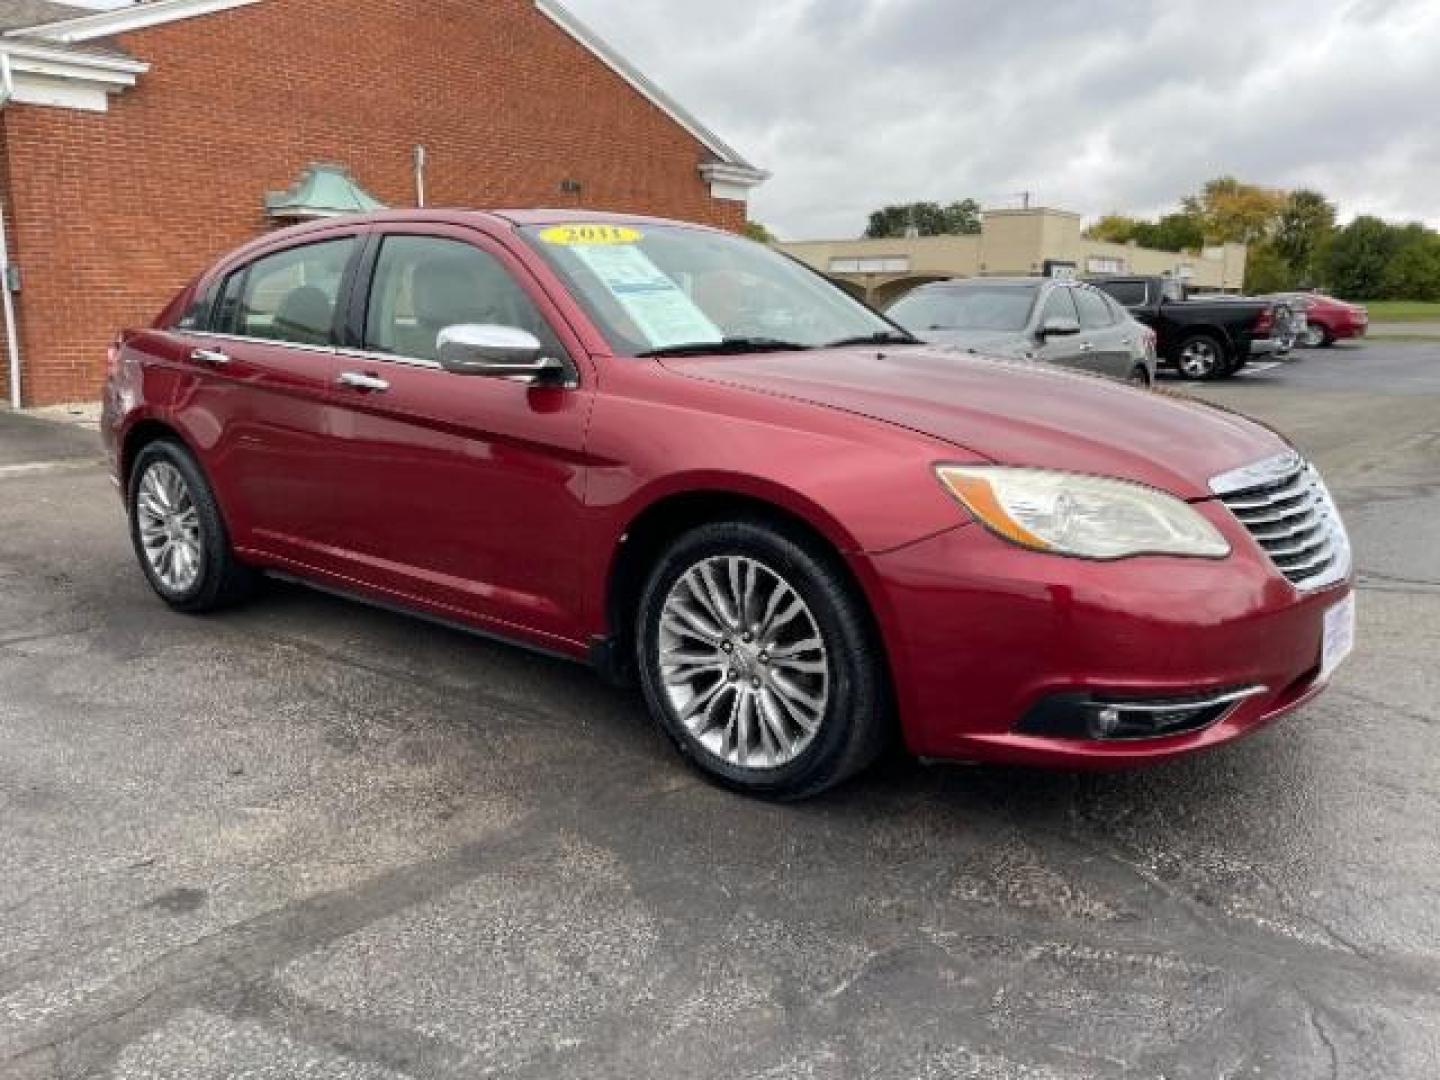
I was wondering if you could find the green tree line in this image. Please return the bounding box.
[1086,177,1440,300]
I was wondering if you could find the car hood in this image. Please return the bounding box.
[660,347,1288,499]
[911,328,1028,355]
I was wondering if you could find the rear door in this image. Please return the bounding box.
[320,226,596,647]
[172,235,359,560]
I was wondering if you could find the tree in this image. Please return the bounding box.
[744,220,777,244]
[1243,241,1294,294]
[1151,212,1206,254]
[1324,216,1399,300]
[1085,214,1146,244]
[865,199,981,239]
[1272,189,1337,285]
[1380,224,1440,301]
[1085,211,1203,253]
[1182,176,1287,245]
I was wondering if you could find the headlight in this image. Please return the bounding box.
[936,466,1231,560]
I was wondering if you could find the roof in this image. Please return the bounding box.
[0,0,132,59]
[0,0,89,34]
[264,163,387,220]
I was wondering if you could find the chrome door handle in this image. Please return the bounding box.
[338,371,390,392]
[1079,342,1095,352]
[190,347,230,366]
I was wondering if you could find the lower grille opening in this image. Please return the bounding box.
[1016,686,1269,742]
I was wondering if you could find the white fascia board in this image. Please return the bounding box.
[6,0,262,43]
[535,0,764,177]
[0,40,147,110]
[700,161,768,202]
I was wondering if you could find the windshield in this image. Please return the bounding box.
[519,222,904,356]
[887,284,1038,333]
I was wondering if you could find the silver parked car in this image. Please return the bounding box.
[886,277,1157,385]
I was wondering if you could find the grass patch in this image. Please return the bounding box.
[1364,300,1440,322]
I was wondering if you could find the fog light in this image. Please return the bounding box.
[1019,686,1269,741]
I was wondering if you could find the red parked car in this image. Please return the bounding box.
[1282,292,1369,347]
[102,211,1356,798]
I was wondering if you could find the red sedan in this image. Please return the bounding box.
[1289,292,1369,346]
[102,211,1355,798]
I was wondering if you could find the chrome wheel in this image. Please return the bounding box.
[1177,339,1219,378]
[658,555,829,770]
[136,461,203,595]
[1302,323,1326,348]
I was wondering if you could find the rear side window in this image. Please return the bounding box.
[1100,280,1148,307]
[1074,287,1114,329]
[363,235,561,362]
[225,238,357,346]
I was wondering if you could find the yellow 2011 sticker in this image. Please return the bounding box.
[539,224,643,246]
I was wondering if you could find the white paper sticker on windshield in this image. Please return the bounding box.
[570,243,722,350]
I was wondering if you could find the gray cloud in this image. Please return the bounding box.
[561,0,1440,238]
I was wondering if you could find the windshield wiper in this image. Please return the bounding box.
[821,330,921,348]
[636,337,812,358]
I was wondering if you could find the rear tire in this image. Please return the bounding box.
[1302,322,1331,348]
[636,519,891,799]
[1174,333,1228,381]
[128,440,256,613]
[1128,365,1153,388]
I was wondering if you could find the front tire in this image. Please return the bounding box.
[636,520,890,799]
[1174,333,1228,380]
[128,440,256,613]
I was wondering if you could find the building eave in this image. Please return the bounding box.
[0,39,148,111]
[534,0,764,179]
[5,0,263,43]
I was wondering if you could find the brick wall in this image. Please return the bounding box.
[3,0,750,405]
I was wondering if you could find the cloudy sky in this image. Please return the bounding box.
[563,0,1440,240]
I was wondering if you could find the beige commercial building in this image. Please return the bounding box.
[779,208,1248,307]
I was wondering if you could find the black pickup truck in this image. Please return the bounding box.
[1086,276,1278,381]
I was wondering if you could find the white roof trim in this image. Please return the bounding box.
[7,0,263,44]
[535,0,763,175]
[0,39,148,112]
[0,39,148,79]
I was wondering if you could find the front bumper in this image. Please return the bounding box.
[860,501,1352,768]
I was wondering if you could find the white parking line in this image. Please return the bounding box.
[0,459,103,480]
[1236,362,1282,376]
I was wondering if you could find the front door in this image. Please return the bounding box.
[1034,285,1088,371]
[1072,285,1133,378]
[320,228,595,648]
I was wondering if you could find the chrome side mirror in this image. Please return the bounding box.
[436,324,565,381]
[1038,316,1081,338]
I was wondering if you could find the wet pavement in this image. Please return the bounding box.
[2,340,1438,1078]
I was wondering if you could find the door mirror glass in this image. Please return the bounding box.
[436,324,562,379]
[1039,316,1081,338]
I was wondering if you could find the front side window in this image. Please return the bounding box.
[521,223,900,355]
[1038,286,1079,326]
[227,238,356,346]
[364,235,560,363]
[1074,287,1114,329]
[888,284,1038,333]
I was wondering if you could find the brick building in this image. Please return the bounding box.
[0,0,766,406]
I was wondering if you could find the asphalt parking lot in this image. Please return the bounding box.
[2,340,1438,1079]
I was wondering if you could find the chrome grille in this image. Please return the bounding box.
[1210,452,1351,591]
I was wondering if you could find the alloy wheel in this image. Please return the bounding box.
[1178,340,1218,378]
[1303,323,1326,348]
[136,461,204,595]
[657,555,829,770]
